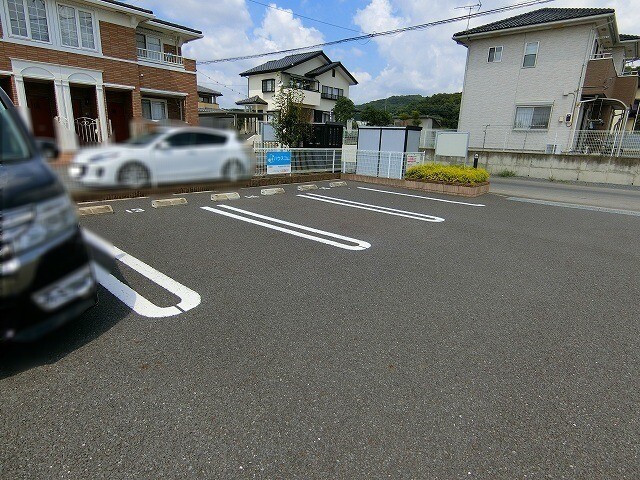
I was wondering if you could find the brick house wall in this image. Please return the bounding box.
[0,16,198,124]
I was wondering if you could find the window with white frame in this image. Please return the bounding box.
[514,105,552,130]
[6,0,50,42]
[488,46,503,63]
[136,32,163,61]
[141,98,167,121]
[522,42,538,67]
[57,3,95,49]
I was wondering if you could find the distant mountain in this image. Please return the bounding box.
[356,92,462,129]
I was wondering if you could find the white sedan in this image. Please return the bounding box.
[69,126,252,188]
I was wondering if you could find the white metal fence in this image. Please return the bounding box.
[571,130,640,156]
[253,147,427,178]
[254,148,343,175]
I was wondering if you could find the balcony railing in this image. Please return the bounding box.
[137,48,184,66]
[321,93,343,100]
[282,74,319,92]
[590,52,613,60]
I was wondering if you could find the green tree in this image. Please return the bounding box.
[332,96,356,124]
[271,85,312,147]
[361,106,393,126]
[411,110,421,127]
[398,112,410,126]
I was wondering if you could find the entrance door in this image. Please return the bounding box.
[24,81,56,138]
[106,90,132,143]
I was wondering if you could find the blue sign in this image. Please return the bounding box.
[266,151,291,175]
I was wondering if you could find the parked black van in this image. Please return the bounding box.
[1,87,97,342]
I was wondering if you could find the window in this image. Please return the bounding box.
[7,0,50,41]
[523,42,538,68]
[135,32,146,50]
[514,106,552,130]
[193,132,226,145]
[332,69,336,77]
[198,95,212,104]
[321,86,344,100]
[262,79,275,93]
[488,46,502,63]
[165,132,193,148]
[141,99,167,121]
[58,4,95,49]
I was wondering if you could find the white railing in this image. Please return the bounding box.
[352,150,426,179]
[572,130,640,157]
[137,48,184,66]
[590,52,613,60]
[254,148,342,175]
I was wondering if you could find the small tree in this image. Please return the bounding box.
[361,106,393,126]
[411,110,422,127]
[332,96,356,124]
[271,85,312,147]
[398,112,410,126]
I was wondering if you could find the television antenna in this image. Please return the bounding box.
[455,2,482,29]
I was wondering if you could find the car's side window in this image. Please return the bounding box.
[193,133,227,146]
[165,132,194,148]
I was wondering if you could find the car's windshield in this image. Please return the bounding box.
[0,99,31,162]
[124,132,165,146]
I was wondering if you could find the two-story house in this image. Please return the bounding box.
[197,85,221,112]
[0,0,202,151]
[236,50,358,124]
[453,8,640,153]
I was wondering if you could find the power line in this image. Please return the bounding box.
[246,0,363,34]
[198,72,246,97]
[198,0,554,65]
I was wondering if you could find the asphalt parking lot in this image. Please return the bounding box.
[2,180,639,479]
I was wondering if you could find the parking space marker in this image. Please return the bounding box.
[152,198,188,208]
[356,186,486,207]
[212,192,241,201]
[298,193,445,222]
[297,184,319,191]
[201,206,371,251]
[261,187,286,196]
[329,181,347,187]
[78,205,114,216]
[83,230,201,318]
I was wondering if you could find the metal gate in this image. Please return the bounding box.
[74,117,101,146]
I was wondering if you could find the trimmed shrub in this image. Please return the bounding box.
[405,163,490,185]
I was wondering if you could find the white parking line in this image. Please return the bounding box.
[297,193,445,223]
[356,186,485,207]
[507,197,640,217]
[201,205,371,251]
[83,229,201,318]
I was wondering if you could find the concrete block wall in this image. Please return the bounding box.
[422,149,640,185]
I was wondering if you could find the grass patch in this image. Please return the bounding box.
[497,169,517,177]
[405,163,490,185]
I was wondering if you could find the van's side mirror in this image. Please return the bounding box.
[35,138,59,160]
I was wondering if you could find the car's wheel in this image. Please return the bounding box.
[118,162,150,188]
[223,160,245,182]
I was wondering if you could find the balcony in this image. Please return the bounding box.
[281,74,319,93]
[137,48,184,67]
[583,56,638,108]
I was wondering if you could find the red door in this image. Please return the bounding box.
[107,102,130,142]
[27,95,56,138]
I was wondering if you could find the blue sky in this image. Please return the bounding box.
[131,0,640,108]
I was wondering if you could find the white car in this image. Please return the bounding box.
[69,126,252,188]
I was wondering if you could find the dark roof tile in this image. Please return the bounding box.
[240,51,328,76]
[236,95,268,105]
[453,8,614,38]
[197,85,222,96]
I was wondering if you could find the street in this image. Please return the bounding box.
[1,180,639,478]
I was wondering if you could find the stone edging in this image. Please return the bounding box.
[340,174,490,197]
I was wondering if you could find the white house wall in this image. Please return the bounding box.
[458,23,596,152]
[246,59,354,114]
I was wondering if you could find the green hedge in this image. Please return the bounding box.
[405,163,489,185]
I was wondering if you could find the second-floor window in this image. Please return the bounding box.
[514,105,551,130]
[488,46,502,63]
[58,4,95,50]
[6,0,50,42]
[523,42,538,68]
[262,79,275,93]
[321,86,343,100]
